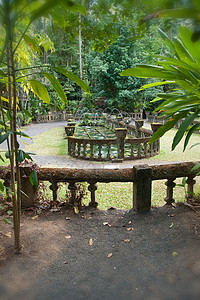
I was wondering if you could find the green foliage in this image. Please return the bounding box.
[121,26,200,150]
[87,22,166,111]
[29,169,38,189]
[0,0,90,253]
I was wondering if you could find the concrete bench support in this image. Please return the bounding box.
[133,166,152,212]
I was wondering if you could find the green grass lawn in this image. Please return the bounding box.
[26,127,68,157]
[1,125,200,209]
[24,126,200,162]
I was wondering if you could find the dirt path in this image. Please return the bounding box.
[0,122,200,299]
[0,204,200,300]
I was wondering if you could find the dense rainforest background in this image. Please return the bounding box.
[13,0,184,120]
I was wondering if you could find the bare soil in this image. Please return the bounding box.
[0,204,200,300]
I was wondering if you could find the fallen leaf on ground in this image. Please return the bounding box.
[124,239,131,243]
[103,222,111,227]
[107,253,113,258]
[168,214,175,217]
[126,227,134,231]
[74,206,79,214]
[31,215,38,220]
[82,214,86,219]
[50,208,60,212]
[4,232,12,238]
[169,222,174,228]
[172,252,178,257]
[89,238,93,246]
[65,235,71,239]
[65,217,71,220]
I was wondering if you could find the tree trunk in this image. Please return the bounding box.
[7,39,21,254]
[79,14,84,99]
[43,17,47,64]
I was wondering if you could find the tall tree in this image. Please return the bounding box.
[0,0,90,253]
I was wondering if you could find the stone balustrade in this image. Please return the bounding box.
[35,111,67,123]
[68,135,159,161]
[67,116,160,162]
[1,161,197,211]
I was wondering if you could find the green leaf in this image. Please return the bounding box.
[17,149,25,163]
[149,111,187,144]
[3,217,13,225]
[0,68,6,77]
[0,154,5,162]
[22,108,32,118]
[54,67,91,94]
[29,80,50,104]
[159,8,198,19]
[173,37,195,65]
[157,55,200,74]
[14,131,31,139]
[7,110,13,121]
[0,132,9,144]
[0,97,8,103]
[139,81,175,91]
[191,163,200,172]
[43,72,67,105]
[172,110,200,150]
[158,28,176,54]
[190,142,200,149]
[23,34,41,54]
[29,169,38,189]
[120,65,186,80]
[0,181,4,192]
[5,151,10,159]
[30,0,63,23]
[179,26,200,65]
[62,2,86,15]
[24,152,34,161]
[184,123,200,151]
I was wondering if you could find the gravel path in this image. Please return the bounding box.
[9,121,172,169]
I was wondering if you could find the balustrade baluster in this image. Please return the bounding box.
[68,139,71,155]
[186,176,196,201]
[88,181,98,208]
[49,180,59,207]
[83,142,87,158]
[144,142,148,155]
[98,144,102,159]
[77,142,81,157]
[107,144,111,160]
[90,143,94,159]
[67,181,78,206]
[164,178,176,204]
[137,144,141,158]
[150,143,154,155]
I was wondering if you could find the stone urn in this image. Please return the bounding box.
[116,116,123,122]
[114,128,127,160]
[114,128,127,139]
[135,120,144,129]
[68,121,76,126]
[65,125,75,136]
[135,120,144,138]
[151,123,163,133]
